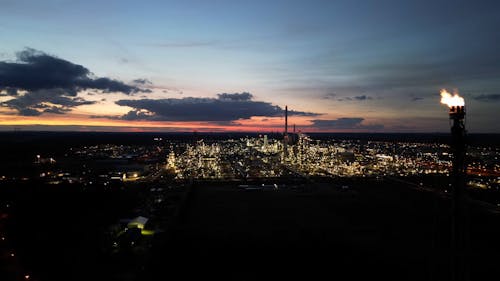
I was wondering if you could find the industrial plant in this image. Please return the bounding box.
[0,98,499,281]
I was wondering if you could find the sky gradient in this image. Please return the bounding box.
[1,0,500,132]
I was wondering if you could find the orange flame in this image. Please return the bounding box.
[440,89,464,107]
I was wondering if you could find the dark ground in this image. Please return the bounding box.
[144,179,500,281]
[1,184,142,281]
[2,179,500,281]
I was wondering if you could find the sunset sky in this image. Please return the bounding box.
[1,0,499,132]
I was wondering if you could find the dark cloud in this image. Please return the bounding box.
[43,106,71,114]
[133,78,152,85]
[80,77,143,94]
[217,92,253,101]
[0,48,143,94]
[473,94,500,102]
[107,93,320,122]
[2,88,96,116]
[353,95,372,101]
[335,95,374,102]
[310,118,384,130]
[0,48,148,115]
[0,88,18,96]
[17,107,41,116]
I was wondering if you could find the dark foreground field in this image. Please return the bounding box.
[144,180,500,281]
[3,179,500,281]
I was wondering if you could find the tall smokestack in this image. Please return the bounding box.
[285,106,288,135]
[440,89,469,281]
[450,104,468,281]
[284,106,288,158]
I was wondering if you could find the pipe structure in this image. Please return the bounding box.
[449,105,469,281]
